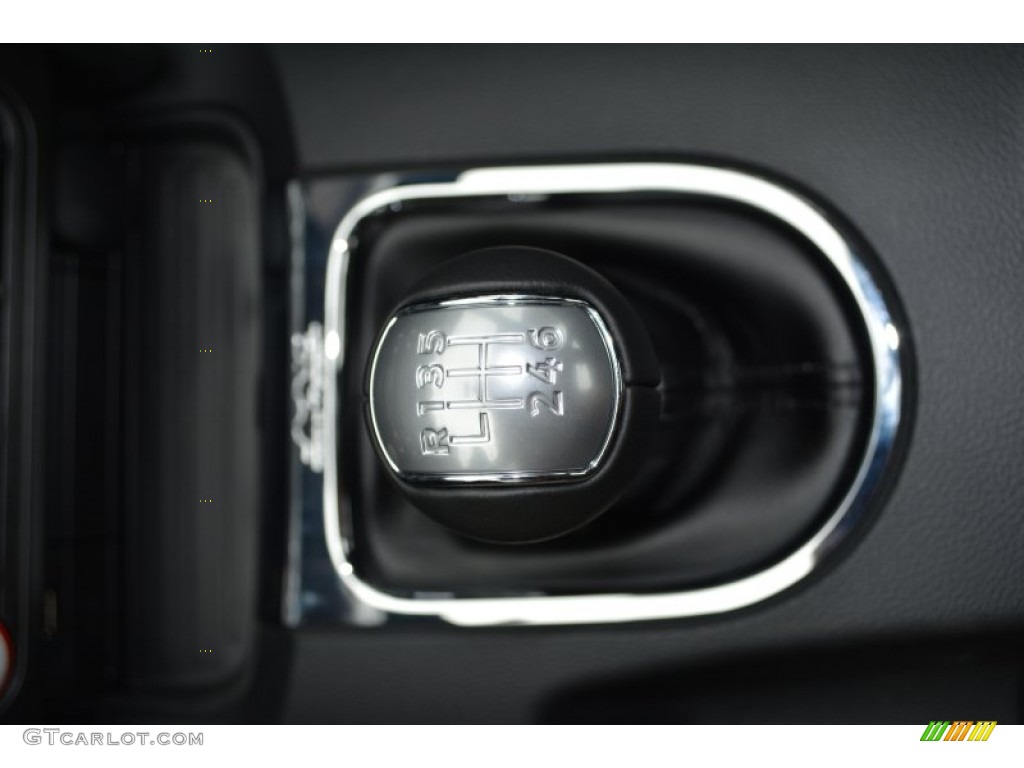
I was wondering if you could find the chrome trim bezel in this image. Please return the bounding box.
[321,162,904,627]
[367,294,624,485]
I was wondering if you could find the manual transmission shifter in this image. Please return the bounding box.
[365,246,661,543]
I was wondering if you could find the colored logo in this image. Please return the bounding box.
[920,721,997,741]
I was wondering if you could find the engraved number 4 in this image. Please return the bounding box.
[527,357,563,385]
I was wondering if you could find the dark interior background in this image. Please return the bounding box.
[1,44,1022,723]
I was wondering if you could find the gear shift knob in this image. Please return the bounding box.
[370,298,620,481]
[365,247,660,543]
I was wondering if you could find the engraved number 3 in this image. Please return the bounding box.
[416,364,445,388]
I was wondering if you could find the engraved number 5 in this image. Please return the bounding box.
[417,330,446,354]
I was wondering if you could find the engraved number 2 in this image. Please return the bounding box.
[528,390,564,416]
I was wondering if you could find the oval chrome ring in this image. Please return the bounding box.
[321,162,905,626]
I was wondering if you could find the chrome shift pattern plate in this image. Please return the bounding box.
[368,297,621,483]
